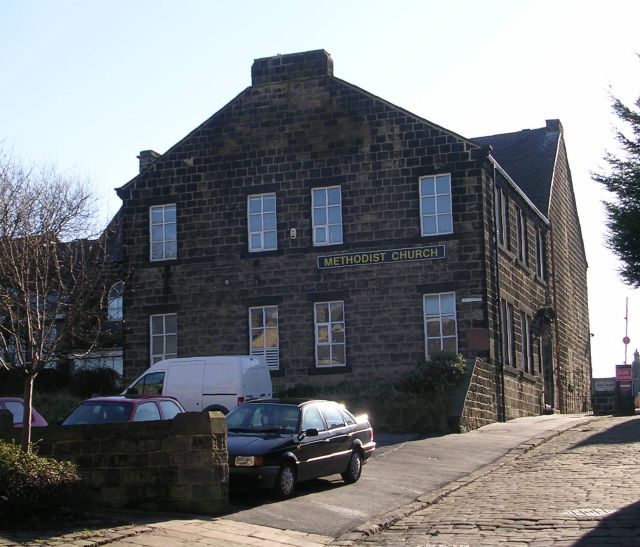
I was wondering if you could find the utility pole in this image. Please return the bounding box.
[623,297,630,365]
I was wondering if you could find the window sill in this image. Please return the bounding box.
[498,244,515,260]
[503,365,538,382]
[308,365,352,376]
[312,243,344,250]
[420,231,454,239]
[534,273,548,286]
[242,249,283,258]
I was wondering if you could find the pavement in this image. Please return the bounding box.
[3,412,635,546]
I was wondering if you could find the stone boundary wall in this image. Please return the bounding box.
[503,367,544,419]
[457,358,498,432]
[0,412,228,515]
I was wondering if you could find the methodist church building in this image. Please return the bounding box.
[114,50,591,429]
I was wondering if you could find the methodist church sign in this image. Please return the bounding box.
[317,245,445,270]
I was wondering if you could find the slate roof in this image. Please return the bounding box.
[473,121,561,216]
[103,208,123,264]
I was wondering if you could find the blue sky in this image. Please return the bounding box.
[2,0,640,377]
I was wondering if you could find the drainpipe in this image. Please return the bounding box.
[549,225,564,412]
[491,161,507,422]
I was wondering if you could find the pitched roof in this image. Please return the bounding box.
[116,50,481,195]
[473,120,561,215]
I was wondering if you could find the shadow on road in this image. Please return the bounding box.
[574,499,640,546]
[374,430,443,448]
[226,475,345,513]
[568,417,639,449]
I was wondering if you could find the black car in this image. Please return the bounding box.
[227,399,376,498]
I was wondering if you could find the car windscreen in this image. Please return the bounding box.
[227,403,300,433]
[63,401,132,425]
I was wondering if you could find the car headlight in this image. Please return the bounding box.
[235,456,264,467]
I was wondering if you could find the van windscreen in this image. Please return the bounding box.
[132,372,165,395]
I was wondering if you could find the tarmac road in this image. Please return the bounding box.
[222,414,593,538]
[0,413,597,546]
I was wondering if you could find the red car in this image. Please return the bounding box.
[61,395,185,425]
[0,397,48,427]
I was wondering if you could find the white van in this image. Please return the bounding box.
[123,355,273,414]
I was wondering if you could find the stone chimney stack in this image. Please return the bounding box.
[137,150,160,173]
[545,119,562,133]
[251,49,333,86]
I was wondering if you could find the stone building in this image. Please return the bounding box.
[114,50,591,428]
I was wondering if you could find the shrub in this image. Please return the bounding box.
[36,368,71,392]
[396,352,467,395]
[32,390,82,425]
[279,353,467,433]
[0,440,82,525]
[69,367,123,399]
[0,368,24,396]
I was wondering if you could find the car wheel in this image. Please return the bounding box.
[273,463,296,499]
[341,449,363,484]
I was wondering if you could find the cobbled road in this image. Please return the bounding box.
[355,416,640,546]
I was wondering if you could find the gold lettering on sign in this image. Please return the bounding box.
[318,246,444,269]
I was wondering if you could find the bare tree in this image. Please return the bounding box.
[0,150,110,452]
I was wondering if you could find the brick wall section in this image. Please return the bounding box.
[117,51,490,391]
[548,134,592,413]
[0,413,228,514]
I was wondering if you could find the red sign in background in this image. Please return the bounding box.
[616,364,632,382]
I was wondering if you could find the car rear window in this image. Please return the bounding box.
[63,402,132,425]
[159,400,182,419]
[133,401,161,422]
[320,403,346,429]
[341,407,357,425]
[3,401,23,425]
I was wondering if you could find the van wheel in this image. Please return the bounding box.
[272,463,296,499]
[204,405,229,415]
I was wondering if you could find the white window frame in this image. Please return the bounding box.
[420,174,453,236]
[249,305,280,370]
[496,188,509,248]
[423,292,458,357]
[535,227,546,279]
[520,311,533,374]
[107,281,124,322]
[515,207,527,264]
[500,299,515,367]
[248,193,277,252]
[149,204,177,261]
[312,186,343,246]
[150,313,177,365]
[314,301,346,367]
